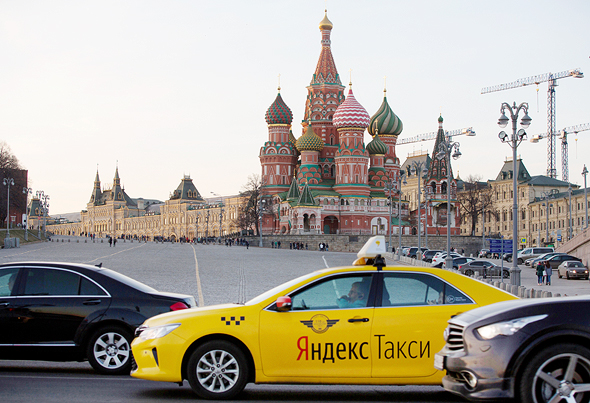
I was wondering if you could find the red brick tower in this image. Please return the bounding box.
[303,10,346,181]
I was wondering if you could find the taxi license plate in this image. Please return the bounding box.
[434,353,445,371]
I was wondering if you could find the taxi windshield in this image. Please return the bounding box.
[245,271,320,306]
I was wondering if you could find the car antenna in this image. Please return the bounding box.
[96,262,102,268]
[373,254,385,271]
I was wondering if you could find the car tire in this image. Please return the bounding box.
[187,340,249,400]
[464,269,474,277]
[517,258,523,264]
[502,270,510,279]
[86,325,133,375]
[567,272,570,280]
[519,343,590,403]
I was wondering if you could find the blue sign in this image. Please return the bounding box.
[488,239,513,253]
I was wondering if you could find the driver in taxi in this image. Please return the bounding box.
[337,281,369,308]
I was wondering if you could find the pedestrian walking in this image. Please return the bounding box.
[108,237,112,247]
[544,261,552,285]
[536,263,544,286]
[113,238,117,247]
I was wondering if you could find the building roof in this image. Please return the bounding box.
[368,91,403,137]
[333,87,370,129]
[265,90,293,125]
[169,175,205,202]
[493,158,531,182]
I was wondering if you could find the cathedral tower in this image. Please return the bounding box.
[259,88,298,193]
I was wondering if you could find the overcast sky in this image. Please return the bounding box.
[2,0,589,214]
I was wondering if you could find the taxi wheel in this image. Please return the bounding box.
[519,344,590,403]
[86,325,133,375]
[187,341,249,400]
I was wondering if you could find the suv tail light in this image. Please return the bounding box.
[170,302,190,311]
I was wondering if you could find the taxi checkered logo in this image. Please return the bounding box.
[222,316,245,326]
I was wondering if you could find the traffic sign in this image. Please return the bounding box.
[520,237,526,244]
[488,239,513,254]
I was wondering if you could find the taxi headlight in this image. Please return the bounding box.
[476,315,547,340]
[139,323,181,341]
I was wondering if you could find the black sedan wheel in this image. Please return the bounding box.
[519,344,590,403]
[187,341,249,400]
[502,270,510,279]
[87,326,133,375]
[464,269,475,277]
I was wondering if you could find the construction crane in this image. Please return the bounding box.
[530,123,590,182]
[397,127,475,145]
[482,68,584,179]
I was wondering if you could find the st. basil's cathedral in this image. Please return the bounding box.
[259,11,461,236]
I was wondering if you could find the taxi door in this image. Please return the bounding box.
[371,272,473,379]
[259,273,375,379]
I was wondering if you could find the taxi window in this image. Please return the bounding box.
[290,274,373,311]
[382,272,473,306]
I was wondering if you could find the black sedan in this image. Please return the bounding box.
[435,296,590,402]
[0,262,196,375]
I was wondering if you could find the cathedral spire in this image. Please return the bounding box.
[311,10,341,87]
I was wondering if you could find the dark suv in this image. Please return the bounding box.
[0,262,196,374]
[435,296,590,402]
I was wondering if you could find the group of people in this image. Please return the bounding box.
[290,242,307,250]
[319,242,329,252]
[536,261,553,285]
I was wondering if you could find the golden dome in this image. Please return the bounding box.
[319,10,333,30]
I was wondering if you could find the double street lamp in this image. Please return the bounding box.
[436,130,471,270]
[22,187,33,241]
[3,178,14,238]
[384,180,396,253]
[583,165,589,230]
[395,172,407,260]
[541,189,556,245]
[410,160,426,260]
[497,101,532,286]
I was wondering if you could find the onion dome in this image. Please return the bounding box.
[366,133,388,155]
[368,90,403,136]
[333,88,370,129]
[319,10,333,30]
[296,124,324,152]
[265,89,293,125]
[289,129,297,145]
[438,114,444,123]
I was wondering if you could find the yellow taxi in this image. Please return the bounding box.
[131,236,517,399]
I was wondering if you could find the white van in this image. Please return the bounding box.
[516,247,554,264]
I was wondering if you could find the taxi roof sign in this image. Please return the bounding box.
[357,235,387,259]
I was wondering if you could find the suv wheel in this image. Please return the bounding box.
[187,340,249,400]
[519,344,590,403]
[86,325,133,375]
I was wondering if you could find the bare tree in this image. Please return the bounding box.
[0,141,23,170]
[233,174,268,236]
[457,175,496,236]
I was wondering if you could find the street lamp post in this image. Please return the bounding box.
[396,172,407,260]
[583,165,588,230]
[568,184,573,240]
[436,131,470,270]
[219,207,224,243]
[195,214,199,242]
[3,178,14,239]
[410,161,425,260]
[497,101,532,286]
[23,187,32,241]
[205,210,210,244]
[384,180,396,253]
[258,199,266,247]
[425,193,432,250]
[541,190,555,245]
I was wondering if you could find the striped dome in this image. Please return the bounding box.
[366,133,388,155]
[333,88,370,129]
[265,91,293,125]
[296,124,324,152]
[368,94,403,136]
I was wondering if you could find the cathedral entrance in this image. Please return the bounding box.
[323,216,339,234]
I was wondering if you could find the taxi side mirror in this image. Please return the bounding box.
[276,296,292,312]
